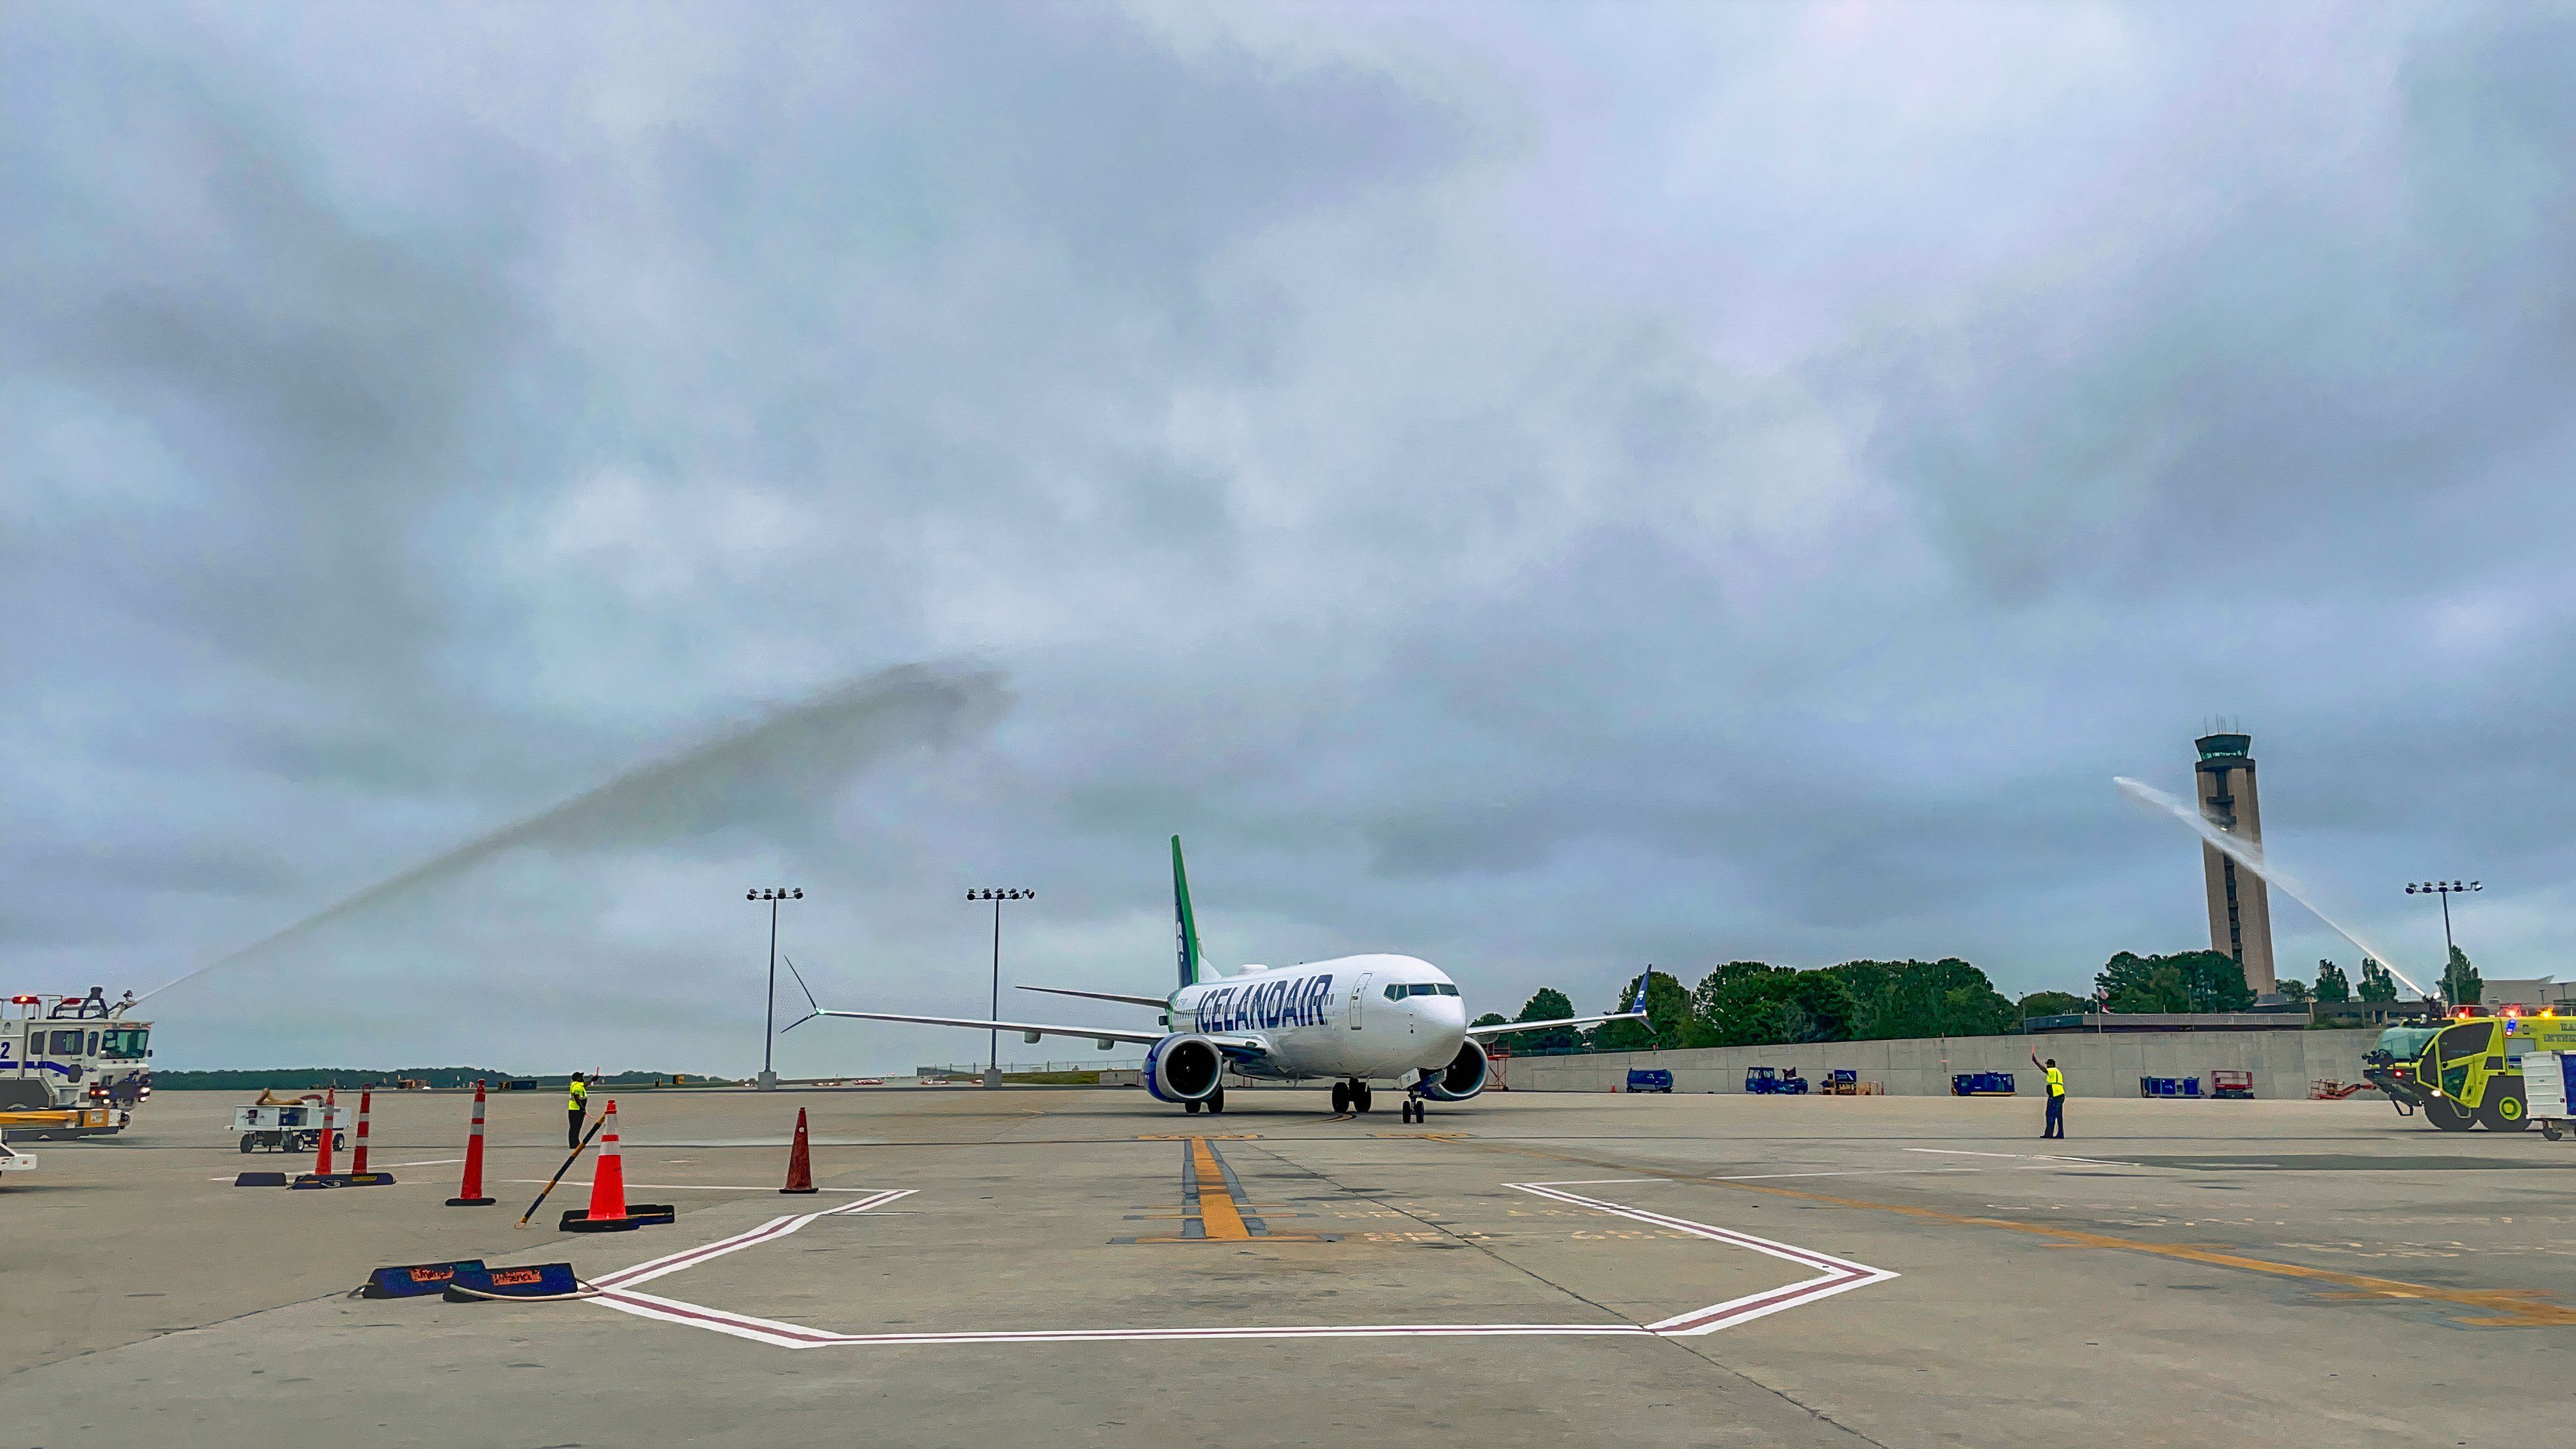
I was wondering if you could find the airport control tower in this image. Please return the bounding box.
[2194,732,2278,997]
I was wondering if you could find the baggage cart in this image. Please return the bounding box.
[1745,1066,1809,1095]
[231,1099,350,1154]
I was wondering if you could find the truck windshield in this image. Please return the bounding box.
[2375,1026,2439,1061]
[100,1027,147,1060]
[2441,1022,2495,1061]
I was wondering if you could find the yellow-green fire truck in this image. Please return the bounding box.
[2363,1010,2576,1132]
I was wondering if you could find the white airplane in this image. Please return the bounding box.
[796,838,1644,1121]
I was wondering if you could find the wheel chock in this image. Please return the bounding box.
[443,1262,585,1300]
[359,1260,486,1299]
[234,1170,290,1187]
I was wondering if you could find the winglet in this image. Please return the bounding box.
[1172,835,1205,989]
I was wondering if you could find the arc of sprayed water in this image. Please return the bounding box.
[2112,777,2431,999]
[134,663,1009,1006]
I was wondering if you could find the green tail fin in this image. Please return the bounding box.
[1171,835,1205,988]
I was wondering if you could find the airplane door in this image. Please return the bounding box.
[1349,973,1371,1030]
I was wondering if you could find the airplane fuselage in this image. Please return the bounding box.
[1172,953,1466,1083]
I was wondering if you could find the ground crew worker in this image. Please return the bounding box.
[567,1073,589,1149]
[2031,1051,2066,1138]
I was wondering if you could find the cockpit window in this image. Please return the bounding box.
[1436,984,1459,996]
[1384,984,1405,1000]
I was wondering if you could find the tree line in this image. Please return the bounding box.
[1470,942,2486,1054]
[1470,958,2023,1053]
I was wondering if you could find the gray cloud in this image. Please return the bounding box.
[5,1,2574,1071]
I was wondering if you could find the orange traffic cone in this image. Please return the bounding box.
[314,1086,337,1175]
[584,1101,629,1220]
[560,1100,673,1232]
[290,1086,342,1188]
[448,1080,495,1206]
[781,1107,817,1194]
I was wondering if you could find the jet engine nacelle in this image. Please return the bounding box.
[1143,1033,1225,1104]
[1416,1037,1489,1102]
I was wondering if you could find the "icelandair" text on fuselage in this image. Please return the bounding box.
[1193,975,1334,1034]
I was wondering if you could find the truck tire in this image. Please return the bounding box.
[240,1135,255,1154]
[2424,1097,2474,1132]
[2480,1093,2532,1133]
[0,1079,52,1111]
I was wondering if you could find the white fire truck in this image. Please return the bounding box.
[1,989,154,1121]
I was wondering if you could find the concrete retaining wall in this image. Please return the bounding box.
[1504,1029,2383,1101]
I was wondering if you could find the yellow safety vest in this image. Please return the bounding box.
[2045,1067,2065,1097]
[568,1081,588,1113]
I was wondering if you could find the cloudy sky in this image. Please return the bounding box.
[6,1,2573,1074]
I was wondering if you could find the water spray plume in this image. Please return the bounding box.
[2112,777,2429,998]
[137,662,1009,1005]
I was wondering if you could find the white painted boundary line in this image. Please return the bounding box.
[595,1189,911,1291]
[586,1182,1893,1349]
[1510,1184,1897,1335]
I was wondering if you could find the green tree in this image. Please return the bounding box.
[1470,1013,1510,1029]
[1503,988,1582,1051]
[1771,971,1860,1043]
[2441,945,2481,1008]
[2312,960,2351,1003]
[2276,978,2310,1005]
[2358,959,2398,1002]
[2177,951,2255,1012]
[2097,951,2181,1012]
[2095,950,2252,1013]
[1832,959,2014,1039]
[1691,962,1792,1046]
[2018,991,2088,1020]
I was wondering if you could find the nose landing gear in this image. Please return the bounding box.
[1400,1097,1425,1123]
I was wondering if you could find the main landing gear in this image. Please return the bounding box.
[1183,1087,1227,1115]
[1330,1081,1374,1115]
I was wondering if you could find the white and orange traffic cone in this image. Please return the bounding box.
[350,1088,373,1174]
[560,1100,673,1231]
[448,1080,495,1206]
[584,1102,629,1222]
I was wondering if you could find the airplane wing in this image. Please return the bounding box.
[1465,1008,1649,1039]
[1015,984,1172,1009]
[806,1009,1166,1046]
[805,1008,1274,1064]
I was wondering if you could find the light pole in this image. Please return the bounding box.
[969,888,1032,1086]
[748,887,803,1090]
[2405,880,2479,1003]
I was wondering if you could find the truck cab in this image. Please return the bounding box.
[2363,1010,2576,1131]
[1,991,154,1112]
